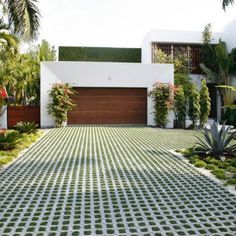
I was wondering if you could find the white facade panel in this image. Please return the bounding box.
[41,62,174,128]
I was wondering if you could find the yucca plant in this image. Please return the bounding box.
[14,121,38,134]
[0,131,20,150]
[194,121,236,160]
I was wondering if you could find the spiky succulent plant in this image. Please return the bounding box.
[194,122,236,160]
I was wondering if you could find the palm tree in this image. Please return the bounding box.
[0,0,40,41]
[222,0,234,10]
[200,41,236,106]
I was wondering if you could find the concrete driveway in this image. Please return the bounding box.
[0,126,235,235]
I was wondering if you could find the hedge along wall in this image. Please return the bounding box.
[59,46,141,63]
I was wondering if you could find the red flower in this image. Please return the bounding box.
[0,87,8,99]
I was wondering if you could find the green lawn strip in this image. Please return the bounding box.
[179,149,236,188]
[0,131,43,166]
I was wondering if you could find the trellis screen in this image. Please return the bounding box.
[151,42,202,74]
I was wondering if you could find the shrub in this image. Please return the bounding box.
[225,178,236,186]
[229,159,236,168]
[205,156,220,165]
[199,79,211,127]
[0,155,15,165]
[189,155,200,164]
[205,164,218,170]
[14,121,38,134]
[226,166,236,173]
[181,148,194,156]
[149,82,174,127]
[174,86,186,128]
[0,131,20,150]
[188,83,200,128]
[194,121,236,160]
[211,169,227,179]
[194,160,207,168]
[48,83,76,127]
[224,107,236,127]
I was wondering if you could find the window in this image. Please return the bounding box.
[151,42,202,74]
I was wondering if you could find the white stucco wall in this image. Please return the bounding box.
[223,20,236,51]
[0,106,7,129]
[40,64,63,127]
[41,62,174,128]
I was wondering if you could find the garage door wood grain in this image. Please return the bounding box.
[68,88,147,124]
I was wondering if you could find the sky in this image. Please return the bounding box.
[37,0,236,48]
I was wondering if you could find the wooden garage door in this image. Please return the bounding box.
[68,88,147,124]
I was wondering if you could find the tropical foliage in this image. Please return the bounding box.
[14,121,38,134]
[0,0,40,41]
[173,86,186,128]
[153,47,212,129]
[194,122,236,160]
[0,39,56,106]
[0,130,42,166]
[0,130,19,150]
[188,83,200,128]
[199,79,211,127]
[200,40,236,106]
[154,48,190,74]
[222,0,234,10]
[48,83,76,128]
[149,82,174,127]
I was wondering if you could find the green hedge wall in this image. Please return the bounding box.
[59,46,141,63]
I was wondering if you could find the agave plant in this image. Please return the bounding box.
[194,121,236,160]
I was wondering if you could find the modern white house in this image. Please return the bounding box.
[0,20,226,128]
[141,21,236,122]
[40,21,236,128]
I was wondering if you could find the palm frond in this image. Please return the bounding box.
[216,85,236,92]
[222,0,234,11]
[6,0,40,41]
[200,63,220,82]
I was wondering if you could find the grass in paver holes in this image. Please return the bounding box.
[96,230,103,234]
[50,226,58,231]
[73,225,80,230]
[107,229,115,234]
[187,230,196,235]
[84,231,92,235]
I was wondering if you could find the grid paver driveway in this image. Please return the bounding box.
[0,126,236,236]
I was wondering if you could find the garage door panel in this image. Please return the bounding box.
[73,103,146,111]
[73,96,146,103]
[68,88,147,124]
[76,88,147,96]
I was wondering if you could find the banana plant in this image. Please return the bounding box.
[216,85,236,108]
[200,41,236,106]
